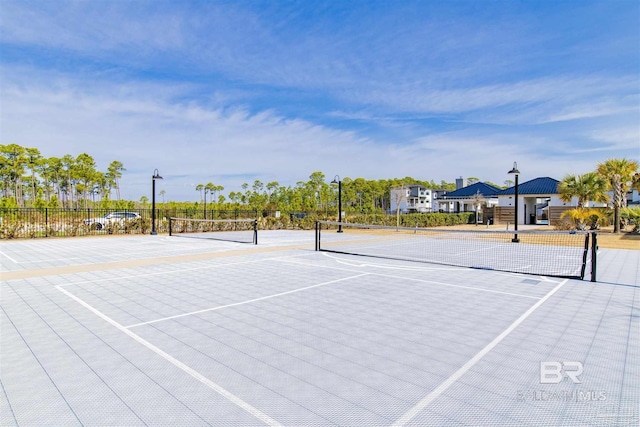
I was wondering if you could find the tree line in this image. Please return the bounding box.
[5,144,637,228]
[152,172,461,214]
[2,143,487,213]
[1,144,125,209]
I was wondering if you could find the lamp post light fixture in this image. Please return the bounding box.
[507,162,520,243]
[151,169,163,235]
[330,175,343,233]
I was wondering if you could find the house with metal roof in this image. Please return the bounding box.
[496,176,607,225]
[436,182,501,213]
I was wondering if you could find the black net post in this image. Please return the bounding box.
[315,221,320,251]
[253,219,258,245]
[169,217,173,236]
[580,232,590,280]
[591,232,598,282]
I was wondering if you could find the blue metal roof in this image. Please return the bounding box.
[498,177,559,195]
[441,182,501,198]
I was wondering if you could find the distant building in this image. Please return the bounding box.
[390,185,442,213]
[436,182,501,213]
[496,177,608,225]
[455,177,467,190]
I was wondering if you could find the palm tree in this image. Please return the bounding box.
[621,207,640,233]
[557,173,609,209]
[633,173,640,192]
[596,158,640,233]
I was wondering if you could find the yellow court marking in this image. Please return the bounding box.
[2,243,311,281]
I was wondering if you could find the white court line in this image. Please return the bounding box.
[56,252,314,288]
[279,257,543,300]
[9,244,227,264]
[56,285,283,426]
[370,272,542,300]
[325,253,463,272]
[125,273,369,328]
[395,278,569,426]
[322,252,577,282]
[494,271,561,283]
[4,234,250,264]
[0,250,19,263]
[324,236,502,258]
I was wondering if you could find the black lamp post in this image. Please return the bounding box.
[151,169,163,235]
[508,162,520,243]
[331,175,343,232]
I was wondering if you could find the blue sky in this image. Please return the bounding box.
[1,0,638,201]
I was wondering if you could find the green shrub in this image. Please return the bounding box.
[560,208,607,230]
[0,219,21,239]
[126,217,151,234]
[621,207,640,233]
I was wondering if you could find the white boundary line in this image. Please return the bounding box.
[8,248,222,265]
[56,284,283,427]
[0,250,19,263]
[394,278,569,426]
[4,237,258,265]
[325,253,463,272]
[319,242,585,278]
[321,252,577,283]
[370,272,542,300]
[56,252,314,288]
[125,273,369,328]
[278,257,543,300]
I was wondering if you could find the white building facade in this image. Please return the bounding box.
[497,177,608,225]
[390,185,441,213]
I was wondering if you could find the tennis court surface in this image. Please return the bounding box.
[1,228,638,426]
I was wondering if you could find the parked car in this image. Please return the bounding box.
[84,212,141,230]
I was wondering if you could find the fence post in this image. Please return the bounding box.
[45,208,48,237]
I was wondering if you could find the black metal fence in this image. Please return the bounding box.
[0,208,475,239]
[0,208,272,239]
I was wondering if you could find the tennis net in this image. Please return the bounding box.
[169,217,258,244]
[315,221,596,280]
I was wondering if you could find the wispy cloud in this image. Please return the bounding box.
[1,1,638,201]
[1,1,185,55]
[1,68,635,200]
[338,76,639,123]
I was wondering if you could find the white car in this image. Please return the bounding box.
[84,212,141,230]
